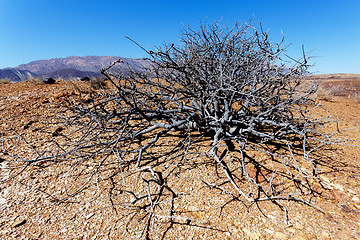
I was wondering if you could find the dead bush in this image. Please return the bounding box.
[1,20,349,239]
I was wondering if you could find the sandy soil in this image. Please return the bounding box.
[0,76,359,239]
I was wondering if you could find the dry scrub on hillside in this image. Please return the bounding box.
[0,20,350,239]
[0,78,11,84]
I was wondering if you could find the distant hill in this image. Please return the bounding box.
[16,56,123,75]
[0,68,36,82]
[0,56,150,82]
[42,69,102,79]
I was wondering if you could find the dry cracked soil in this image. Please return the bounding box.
[0,75,360,239]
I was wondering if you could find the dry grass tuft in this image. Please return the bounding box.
[0,78,11,84]
[316,87,338,101]
[27,76,45,85]
[90,78,107,89]
[55,77,65,82]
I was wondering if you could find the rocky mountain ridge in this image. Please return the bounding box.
[0,68,36,82]
[0,56,148,82]
[16,56,122,75]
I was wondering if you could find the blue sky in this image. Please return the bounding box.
[0,0,359,74]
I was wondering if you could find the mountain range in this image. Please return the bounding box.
[0,56,148,82]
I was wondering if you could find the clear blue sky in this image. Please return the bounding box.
[0,0,359,74]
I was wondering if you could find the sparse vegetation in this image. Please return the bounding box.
[54,77,65,82]
[27,76,45,85]
[0,78,11,84]
[89,78,107,89]
[312,74,360,101]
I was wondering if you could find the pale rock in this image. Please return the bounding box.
[264,228,275,235]
[354,203,360,210]
[292,232,309,240]
[347,188,356,195]
[331,183,344,192]
[287,228,296,234]
[0,229,10,235]
[11,219,26,228]
[321,231,331,239]
[230,226,239,234]
[86,212,95,219]
[0,197,7,205]
[275,231,288,240]
[352,196,360,202]
[242,228,261,239]
[293,222,304,230]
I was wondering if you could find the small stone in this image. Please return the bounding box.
[354,203,360,210]
[293,222,304,230]
[275,232,288,240]
[287,228,296,234]
[0,229,10,235]
[86,212,95,219]
[11,219,26,228]
[242,228,261,239]
[52,126,64,137]
[264,228,275,235]
[347,189,356,195]
[321,231,330,239]
[331,183,344,192]
[35,232,43,239]
[352,196,360,202]
[292,232,309,240]
[82,96,93,104]
[0,197,7,205]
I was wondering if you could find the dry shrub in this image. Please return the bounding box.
[316,88,335,101]
[65,78,108,95]
[89,78,107,89]
[27,76,45,85]
[0,78,11,84]
[354,92,360,102]
[1,19,351,239]
[55,77,65,82]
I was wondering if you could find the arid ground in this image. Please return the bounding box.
[0,74,360,239]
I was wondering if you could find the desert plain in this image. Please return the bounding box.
[0,74,359,239]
